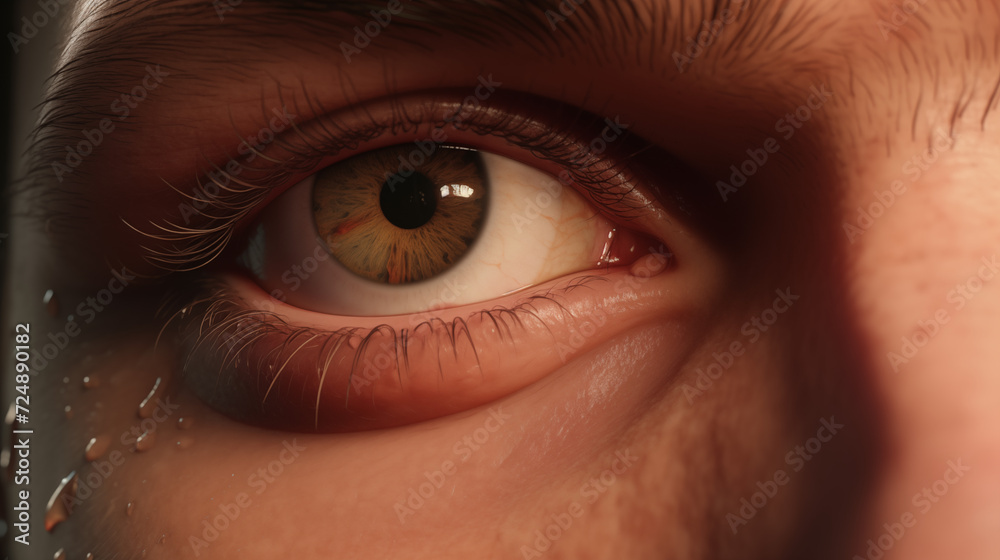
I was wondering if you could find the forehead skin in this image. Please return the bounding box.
[7,0,1000,559]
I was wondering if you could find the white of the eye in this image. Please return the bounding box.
[244,151,600,317]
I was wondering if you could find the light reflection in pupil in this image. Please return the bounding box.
[379,172,438,230]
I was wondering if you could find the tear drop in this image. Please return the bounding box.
[84,435,111,461]
[86,553,95,560]
[135,430,156,452]
[158,534,166,544]
[138,377,164,419]
[176,416,194,430]
[127,501,134,516]
[43,290,59,318]
[83,375,100,389]
[54,549,67,560]
[176,437,194,450]
[45,472,79,531]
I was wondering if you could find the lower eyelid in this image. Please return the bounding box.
[171,257,678,432]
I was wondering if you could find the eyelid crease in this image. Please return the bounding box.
[126,89,652,275]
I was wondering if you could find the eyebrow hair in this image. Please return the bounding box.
[19,0,998,213]
[19,0,760,192]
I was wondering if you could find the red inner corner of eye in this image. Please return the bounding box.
[604,227,670,270]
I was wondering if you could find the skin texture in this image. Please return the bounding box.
[3,0,1000,559]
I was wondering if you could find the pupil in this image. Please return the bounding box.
[379,172,438,229]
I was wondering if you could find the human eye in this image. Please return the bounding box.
[147,90,692,433]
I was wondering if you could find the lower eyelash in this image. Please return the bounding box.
[158,274,605,431]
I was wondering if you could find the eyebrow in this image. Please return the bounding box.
[22,0,776,191]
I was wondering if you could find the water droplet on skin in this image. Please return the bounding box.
[82,376,100,389]
[176,417,194,430]
[84,435,111,461]
[64,405,74,420]
[158,534,166,544]
[138,377,164,419]
[45,472,79,531]
[176,437,194,450]
[126,501,134,516]
[135,430,156,452]
[43,290,59,317]
[348,336,360,349]
[54,548,67,560]
[86,553,95,560]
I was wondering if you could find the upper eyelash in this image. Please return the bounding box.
[125,89,649,275]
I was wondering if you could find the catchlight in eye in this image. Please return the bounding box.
[313,145,488,284]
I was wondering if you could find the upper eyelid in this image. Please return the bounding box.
[128,89,653,275]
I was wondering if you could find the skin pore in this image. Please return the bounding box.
[3,0,1000,558]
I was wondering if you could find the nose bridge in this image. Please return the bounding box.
[839,138,1000,558]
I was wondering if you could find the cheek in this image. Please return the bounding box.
[33,321,694,559]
